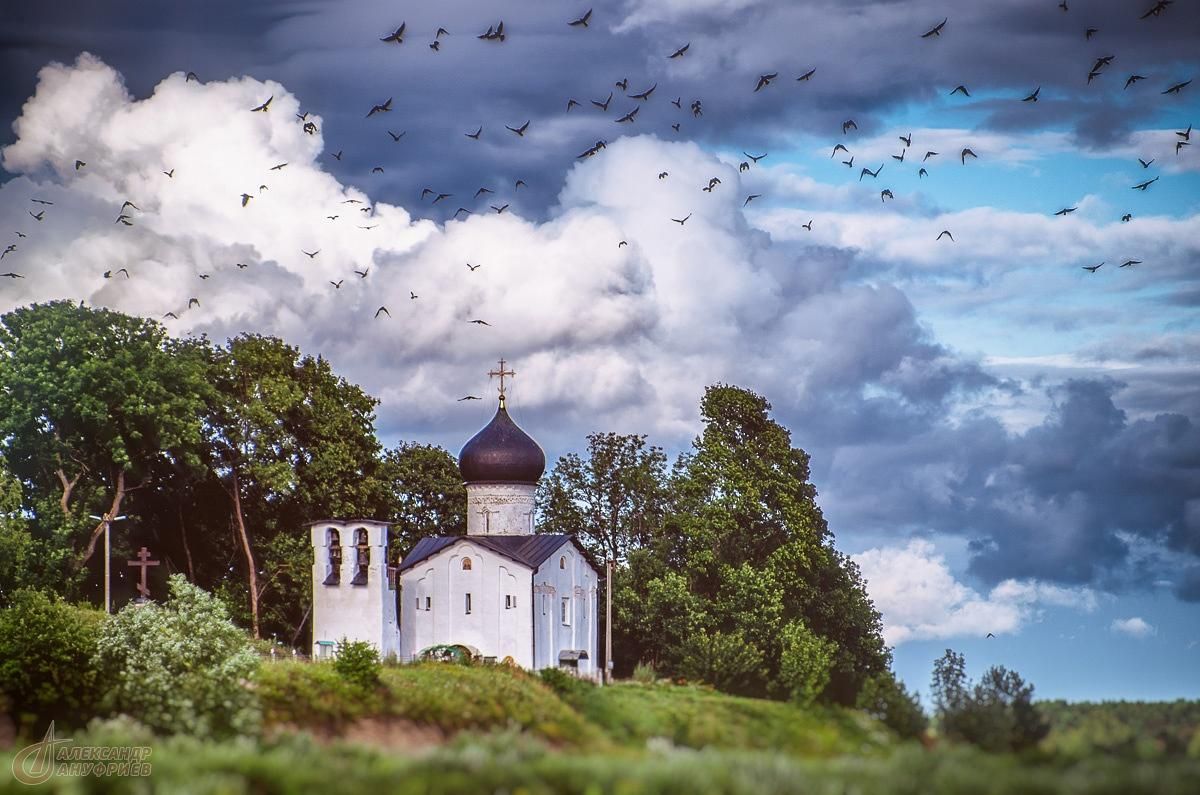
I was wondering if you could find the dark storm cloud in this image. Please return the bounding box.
[5,0,1197,223]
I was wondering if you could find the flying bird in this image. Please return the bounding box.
[241,193,253,206]
[474,187,494,198]
[28,210,44,221]
[629,83,657,100]
[592,92,613,111]
[163,312,178,319]
[468,319,491,325]
[329,279,343,289]
[920,18,947,38]
[1120,259,1142,267]
[251,95,273,112]
[354,268,369,278]
[754,73,778,92]
[1022,87,1040,102]
[1125,74,1146,89]
[615,107,639,123]
[31,199,54,206]
[371,166,384,174]
[381,23,406,43]
[802,220,813,231]
[0,272,23,278]
[1054,207,1077,215]
[744,151,767,163]
[923,151,938,161]
[466,126,482,140]
[505,120,530,136]
[366,97,393,117]
[188,298,200,308]
[615,78,629,91]
[467,263,482,271]
[1140,1,1174,19]
[375,306,390,318]
[859,164,882,180]
[566,99,580,111]
[459,395,482,401]
[388,130,406,142]
[74,160,86,170]
[303,250,320,258]
[880,189,894,202]
[1138,158,1154,168]
[1086,27,1098,39]
[410,291,418,300]
[671,213,692,225]
[937,230,954,241]
[918,168,928,177]
[960,148,977,164]
[1162,80,1191,95]
[892,149,906,162]
[842,119,857,134]
[831,144,848,158]
[950,85,970,96]
[797,68,816,81]
[658,171,669,179]
[491,204,509,213]
[669,43,690,58]
[899,133,912,147]
[1122,214,1132,222]
[1082,262,1103,272]
[568,9,592,27]
[186,71,199,82]
[331,150,343,161]
[1178,124,1192,140]
[1131,176,1159,190]
[744,194,761,206]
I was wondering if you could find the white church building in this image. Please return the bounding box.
[309,372,599,676]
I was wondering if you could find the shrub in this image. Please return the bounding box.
[333,639,381,689]
[0,589,104,730]
[676,630,765,696]
[931,649,1047,752]
[856,671,928,740]
[93,574,259,738]
[539,666,594,704]
[632,662,657,684]
[774,619,838,706]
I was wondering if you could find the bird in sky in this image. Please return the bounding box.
[961,148,978,164]
[802,220,813,231]
[1138,158,1154,168]
[1120,259,1142,267]
[375,306,390,318]
[899,133,912,147]
[918,167,928,177]
[671,213,692,225]
[469,319,491,325]
[880,189,894,202]
[1162,79,1191,95]
[31,198,54,205]
[744,151,767,163]
[302,250,319,258]
[1177,124,1192,140]
[568,9,592,27]
[592,92,613,111]
[163,312,178,319]
[240,193,253,206]
[329,279,343,289]
[797,68,816,82]
[354,268,369,278]
[387,130,405,142]
[467,263,482,271]
[1125,74,1146,89]
[1055,207,1078,215]
[1122,214,1132,222]
[920,18,947,38]
[1082,262,1103,272]
[366,97,393,117]
[566,99,580,111]
[937,230,954,241]
[923,151,938,161]
[669,43,689,58]
[188,298,200,308]
[842,119,857,134]
[410,291,418,300]
[986,632,996,639]
[754,73,778,92]
[465,126,482,140]
[950,85,970,96]
[250,95,272,112]
[1131,176,1159,190]
[506,120,530,136]
[615,107,639,123]
[1022,87,1040,102]
[1086,27,1098,39]
[491,204,509,213]
[186,71,199,82]
[459,395,482,401]
[0,271,24,278]
[380,23,405,43]
[330,150,342,161]
[74,160,86,170]
[629,83,657,100]
[832,144,849,158]
[860,164,883,181]
[658,171,669,179]
[28,210,44,221]
[474,187,494,198]
[743,194,761,206]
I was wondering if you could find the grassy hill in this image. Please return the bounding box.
[4,662,1199,795]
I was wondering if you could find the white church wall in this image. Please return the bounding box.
[310,520,400,659]
[532,541,598,675]
[398,540,534,666]
[465,483,536,535]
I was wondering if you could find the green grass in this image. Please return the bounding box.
[256,661,605,746]
[4,726,1199,795]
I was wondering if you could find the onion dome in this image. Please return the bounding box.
[458,397,546,484]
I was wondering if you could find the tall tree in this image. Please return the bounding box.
[537,432,668,563]
[0,301,208,599]
[375,442,466,556]
[204,334,383,638]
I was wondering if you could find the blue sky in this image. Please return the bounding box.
[0,0,1197,701]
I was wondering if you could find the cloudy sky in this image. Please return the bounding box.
[2,0,1198,701]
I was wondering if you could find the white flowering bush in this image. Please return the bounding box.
[93,574,260,738]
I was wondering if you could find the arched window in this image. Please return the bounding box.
[351,528,370,585]
[559,556,566,569]
[461,558,473,571]
[324,529,341,586]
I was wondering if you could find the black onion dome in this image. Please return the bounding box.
[458,399,546,484]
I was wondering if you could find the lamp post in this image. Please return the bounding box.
[88,513,127,614]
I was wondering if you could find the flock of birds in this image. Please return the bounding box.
[0,2,1195,333]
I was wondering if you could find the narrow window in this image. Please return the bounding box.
[465,593,472,614]
[561,596,571,626]
[559,556,566,570]
[425,596,431,610]
[511,594,516,609]
[462,558,472,571]
[324,529,341,586]
[541,593,547,615]
[415,596,420,610]
[351,528,370,586]
[505,595,512,609]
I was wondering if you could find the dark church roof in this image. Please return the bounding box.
[398,534,581,573]
[457,398,546,484]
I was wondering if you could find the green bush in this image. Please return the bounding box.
[93,574,260,738]
[0,589,104,730]
[676,630,764,694]
[333,639,381,689]
[632,662,657,684]
[774,619,837,706]
[538,666,595,704]
[857,671,928,740]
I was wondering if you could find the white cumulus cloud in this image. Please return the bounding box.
[1110,617,1156,638]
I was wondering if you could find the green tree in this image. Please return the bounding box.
[774,619,838,707]
[537,432,667,564]
[0,457,33,601]
[931,649,1048,752]
[375,442,466,554]
[0,302,209,597]
[94,575,259,738]
[0,589,104,730]
[676,630,765,694]
[204,335,383,638]
[856,671,928,740]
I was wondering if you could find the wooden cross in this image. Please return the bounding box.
[127,547,160,598]
[488,358,515,404]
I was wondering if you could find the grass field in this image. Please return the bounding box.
[4,662,1199,794]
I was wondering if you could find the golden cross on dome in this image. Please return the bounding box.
[488,358,515,405]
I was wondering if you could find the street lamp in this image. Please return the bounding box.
[88,513,127,614]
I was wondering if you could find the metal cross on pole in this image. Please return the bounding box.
[127,547,160,599]
[488,358,515,406]
[89,513,127,613]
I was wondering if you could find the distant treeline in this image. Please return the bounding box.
[1039,699,1200,758]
